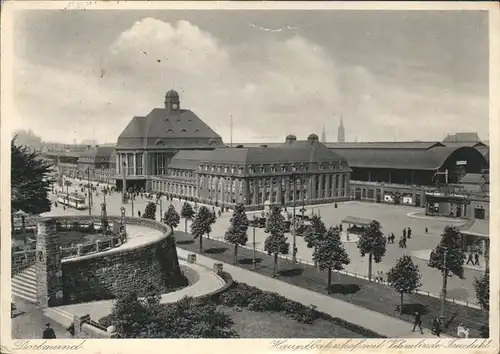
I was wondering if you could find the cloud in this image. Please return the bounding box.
[12,17,488,144]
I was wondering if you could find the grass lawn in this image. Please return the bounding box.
[174,231,488,338]
[224,307,364,338]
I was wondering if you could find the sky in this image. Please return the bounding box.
[11,9,489,144]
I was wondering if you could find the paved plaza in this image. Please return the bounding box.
[48,179,484,303]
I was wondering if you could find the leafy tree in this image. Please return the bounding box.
[191,206,213,253]
[357,220,387,281]
[428,225,465,305]
[11,138,53,216]
[163,204,180,233]
[264,205,290,277]
[313,227,350,293]
[473,268,490,311]
[303,214,328,267]
[207,209,217,239]
[224,203,249,264]
[387,255,422,315]
[142,202,157,220]
[303,214,327,248]
[180,202,195,232]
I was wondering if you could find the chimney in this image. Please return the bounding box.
[285,134,297,145]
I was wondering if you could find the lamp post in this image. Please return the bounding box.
[128,188,135,217]
[292,172,297,263]
[157,193,163,222]
[86,168,92,215]
[440,245,448,318]
[252,216,257,269]
[122,161,127,204]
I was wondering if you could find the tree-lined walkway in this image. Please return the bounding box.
[174,231,487,338]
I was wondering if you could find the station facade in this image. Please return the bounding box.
[151,134,351,209]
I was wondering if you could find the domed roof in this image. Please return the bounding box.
[285,134,297,140]
[165,89,180,99]
[308,133,319,140]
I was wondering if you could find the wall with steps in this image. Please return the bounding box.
[11,266,37,303]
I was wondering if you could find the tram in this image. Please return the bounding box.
[56,192,87,210]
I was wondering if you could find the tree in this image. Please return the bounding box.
[191,206,213,253]
[428,225,465,307]
[163,204,180,234]
[357,220,387,281]
[208,209,217,238]
[303,214,327,248]
[264,205,290,277]
[224,203,249,264]
[11,138,53,216]
[142,202,157,220]
[313,227,350,293]
[180,202,195,233]
[474,268,489,311]
[303,214,328,267]
[387,255,422,315]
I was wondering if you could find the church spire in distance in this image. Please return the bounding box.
[321,123,327,143]
[337,116,345,142]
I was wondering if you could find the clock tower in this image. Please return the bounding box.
[165,89,180,113]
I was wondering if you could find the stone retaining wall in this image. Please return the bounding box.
[12,249,37,275]
[61,217,183,304]
[17,215,184,306]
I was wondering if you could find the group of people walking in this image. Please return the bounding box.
[386,226,413,248]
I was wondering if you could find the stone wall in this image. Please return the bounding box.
[61,217,183,304]
[12,249,37,275]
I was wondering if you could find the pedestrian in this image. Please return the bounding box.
[412,311,423,334]
[407,227,412,239]
[474,253,480,266]
[138,210,141,218]
[42,323,56,339]
[431,316,442,337]
[425,226,428,234]
[466,253,474,265]
[403,228,407,238]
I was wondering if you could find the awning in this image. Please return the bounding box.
[341,216,373,227]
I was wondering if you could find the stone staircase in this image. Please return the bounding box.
[11,265,37,303]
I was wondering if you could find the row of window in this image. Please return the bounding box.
[199,162,344,174]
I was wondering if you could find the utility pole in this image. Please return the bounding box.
[87,167,92,215]
[292,172,297,263]
[130,189,135,217]
[230,114,233,148]
[252,217,257,269]
[122,161,127,204]
[440,246,448,318]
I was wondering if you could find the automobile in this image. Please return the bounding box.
[296,221,312,236]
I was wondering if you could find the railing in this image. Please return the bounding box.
[205,234,482,310]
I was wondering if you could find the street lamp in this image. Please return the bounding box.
[157,192,163,222]
[128,187,135,217]
[291,171,297,263]
[252,215,257,269]
[440,245,448,318]
[122,161,127,204]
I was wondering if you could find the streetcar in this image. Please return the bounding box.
[56,192,87,210]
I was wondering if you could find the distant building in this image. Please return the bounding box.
[337,117,345,143]
[320,124,327,143]
[443,132,480,142]
[115,89,224,191]
[77,145,117,184]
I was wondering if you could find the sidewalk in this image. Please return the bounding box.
[175,247,449,338]
[55,260,225,321]
[412,249,486,272]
